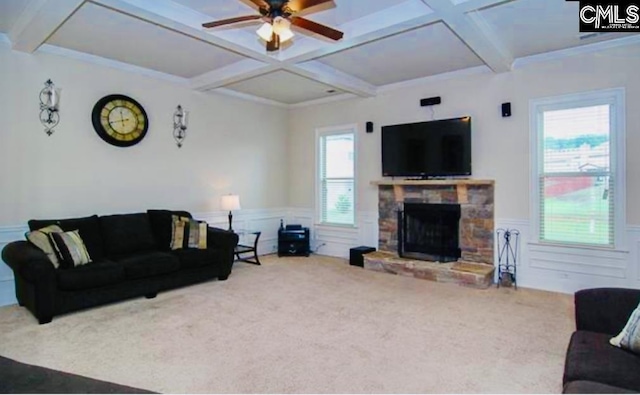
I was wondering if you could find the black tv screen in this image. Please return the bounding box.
[382,116,471,178]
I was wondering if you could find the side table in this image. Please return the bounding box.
[234,231,261,265]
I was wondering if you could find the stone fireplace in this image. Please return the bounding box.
[365,180,495,288]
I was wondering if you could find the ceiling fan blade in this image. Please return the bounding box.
[202,15,261,28]
[246,0,269,9]
[286,0,333,13]
[290,16,343,40]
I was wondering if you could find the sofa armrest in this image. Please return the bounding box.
[207,227,239,276]
[2,241,56,283]
[575,288,640,335]
[2,241,57,323]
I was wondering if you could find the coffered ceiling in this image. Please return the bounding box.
[0,0,638,107]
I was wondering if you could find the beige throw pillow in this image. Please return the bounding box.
[171,215,208,250]
[26,225,63,268]
[610,301,640,354]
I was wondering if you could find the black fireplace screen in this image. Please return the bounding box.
[398,203,461,262]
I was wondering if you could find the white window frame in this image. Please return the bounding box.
[529,88,626,250]
[316,124,358,228]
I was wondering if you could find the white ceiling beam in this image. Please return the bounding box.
[456,0,516,13]
[283,1,439,64]
[286,61,377,97]
[9,0,86,53]
[190,60,278,91]
[91,0,277,64]
[421,0,513,73]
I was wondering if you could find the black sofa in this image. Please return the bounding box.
[1,210,238,324]
[563,287,640,393]
[0,355,154,393]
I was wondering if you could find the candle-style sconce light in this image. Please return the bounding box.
[39,79,61,136]
[173,105,189,148]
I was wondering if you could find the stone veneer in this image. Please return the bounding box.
[377,180,495,265]
[366,180,495,288]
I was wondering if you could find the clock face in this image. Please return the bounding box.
[91,95,149,147]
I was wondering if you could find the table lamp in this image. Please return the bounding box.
[220,194,241,232]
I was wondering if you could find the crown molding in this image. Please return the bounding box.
[513,35,640,69]
[37,43,190,85]
[210,88,290,108]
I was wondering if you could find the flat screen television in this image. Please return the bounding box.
[382,116,472,178]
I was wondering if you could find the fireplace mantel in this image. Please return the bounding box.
[371,179,494,187]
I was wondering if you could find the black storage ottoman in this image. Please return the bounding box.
[350,246,376,267]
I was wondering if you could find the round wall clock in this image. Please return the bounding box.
[91,94,149,147]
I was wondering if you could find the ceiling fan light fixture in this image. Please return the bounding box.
[257,22,273,41]
[272,16,290,34]
[278,27,294,43]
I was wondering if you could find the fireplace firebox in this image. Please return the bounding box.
[398,203,461,262]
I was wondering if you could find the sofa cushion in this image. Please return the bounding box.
[147,210,192,251]
[56,260,124,291]
[171,248,222,270]
[29,215,105,261]
[564,331,640,391]
[563,380,636,394]
[100,214,156,257]
[116,252,180,280]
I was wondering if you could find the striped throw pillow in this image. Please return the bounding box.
[171,215,208,250]
[48,230,92,268]
[610,301,640,354]
[187,220,208,249]
[26,225,64,268]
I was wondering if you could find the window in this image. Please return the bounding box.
[531,88,625,248]
[317,126,356,226]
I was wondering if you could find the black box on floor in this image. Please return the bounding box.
[350,246,376,267]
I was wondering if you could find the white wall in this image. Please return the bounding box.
[288,43,640,294]
[0,43,289,305]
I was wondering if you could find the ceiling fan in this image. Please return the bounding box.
[202,0,344,52]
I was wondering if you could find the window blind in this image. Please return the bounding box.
[538,104,614,247]
[319,132,355,225]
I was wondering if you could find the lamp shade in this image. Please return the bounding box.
[221,194,241,211]
[256,22,273,41]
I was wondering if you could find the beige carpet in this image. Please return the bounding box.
[0,255,574,393]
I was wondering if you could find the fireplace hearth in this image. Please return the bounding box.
[398,203,461,262]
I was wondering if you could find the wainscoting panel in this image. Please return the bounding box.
[496,219,640,294]
[3,213,637,307]
[0,226,28,306]
[285,209,378,258]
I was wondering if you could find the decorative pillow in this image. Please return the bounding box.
[187,219,208,249]
[170,215,208,250]
[170,216,188,250]
[610,301,640,354]
[25,225,64,268]
[48,230,92,268]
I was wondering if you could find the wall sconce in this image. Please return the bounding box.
[173,104,189,148]
[39,79,60,136]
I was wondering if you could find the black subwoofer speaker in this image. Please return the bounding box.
[350,246,376,267]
